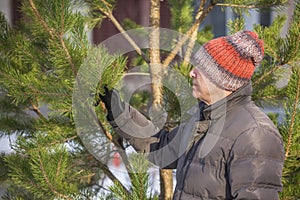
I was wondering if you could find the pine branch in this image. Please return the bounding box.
[75,96,125,156]
[285,67,300,158]
[13,172,44,197]
[23,91,70,98]
[0,65,71,108]
[253,65,281,86]
[83,101,115,143]
[19,140,70,154]
[28,0,78,76]
[216,1,288,9]
[73,46,133,186]
[286,19,300,62]
[37,152,73,200]
[0,68,47,121]
[59,35,78,75]
[28,0,55,40]
[77,89,134,189]
[56,152,63,179]
[29,100,46,120]
[73,50,125,157]
[47,135,78,151]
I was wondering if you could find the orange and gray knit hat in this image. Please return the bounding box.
[193,30,264,91]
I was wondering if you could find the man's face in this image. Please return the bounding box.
[189,67,212,104]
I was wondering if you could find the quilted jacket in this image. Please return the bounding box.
[109,83,284,199]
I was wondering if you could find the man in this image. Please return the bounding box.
[99,30,284,199]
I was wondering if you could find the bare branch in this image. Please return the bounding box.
[182,0,207,66]
[106,12,143,57]
[93,1,150,62]
[163,1,216,68]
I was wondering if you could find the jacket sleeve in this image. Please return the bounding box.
[109,103,181,168]
[228,126,284,200]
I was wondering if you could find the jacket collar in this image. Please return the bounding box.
[202,82,253,120]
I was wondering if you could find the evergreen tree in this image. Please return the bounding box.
[0,0,127,198]
[0,0,299,199]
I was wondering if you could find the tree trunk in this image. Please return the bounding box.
[149,0,162,108]
[149,0,174,199]
[160,169,174,200]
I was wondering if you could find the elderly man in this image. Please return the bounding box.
[99,30,284,199]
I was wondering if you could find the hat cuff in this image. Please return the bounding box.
[194,47,249,91]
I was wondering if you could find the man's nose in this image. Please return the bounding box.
[189,68,197,78]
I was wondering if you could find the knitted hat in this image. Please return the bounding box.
[193,30,264,91]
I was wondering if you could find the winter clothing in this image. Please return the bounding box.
[103,30,284,199]
[109,83,284,200]
[193,30,264,91]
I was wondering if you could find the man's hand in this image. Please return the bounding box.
[96,87,125,121]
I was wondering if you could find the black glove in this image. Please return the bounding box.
[97,87,125,121]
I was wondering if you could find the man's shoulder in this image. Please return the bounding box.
[223,101,280,139]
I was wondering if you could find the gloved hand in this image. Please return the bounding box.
[96,87,125,121]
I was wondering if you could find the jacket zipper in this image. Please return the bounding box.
[178,141,200,199]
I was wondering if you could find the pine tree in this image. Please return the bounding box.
[0,0,127,198]
[0,0,299,199]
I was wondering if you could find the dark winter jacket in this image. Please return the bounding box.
[109,83,284,199]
